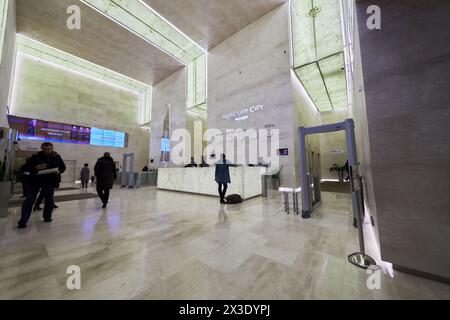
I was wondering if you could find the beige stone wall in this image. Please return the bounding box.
[0,0,16,127]
[291,71,321,185]
[150,68,187,167]
[10,53,149,177]
[357,0,450,279]
[186,111,207,163]
[208,4,298,187]
[351,13,380,245]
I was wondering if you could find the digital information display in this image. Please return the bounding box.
[8,115,126,149]
[160,137,170,152]
[90,128,125,148]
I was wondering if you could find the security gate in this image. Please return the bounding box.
[298,119,376,268]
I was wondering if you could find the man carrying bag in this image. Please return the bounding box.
[18,142,66,229]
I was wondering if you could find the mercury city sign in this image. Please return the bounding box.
[222,104,264,121]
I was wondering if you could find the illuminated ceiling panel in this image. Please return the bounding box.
[81,0,204,64]
[318,52,347,110]
[313,0,343,60]
[187,54,207,111]
[291,0,348,112]
[291,0,315,67]
[295,62,333,112]
[188,103,207,118]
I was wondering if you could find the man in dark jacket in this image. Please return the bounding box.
[94,152,117,208]
[18,142,66,229]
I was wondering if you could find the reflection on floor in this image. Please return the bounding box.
[320,181,350,194]
[0,186,449,300]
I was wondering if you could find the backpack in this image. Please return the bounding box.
[226,194,243,204]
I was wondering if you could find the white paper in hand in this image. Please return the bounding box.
[37,168,60,175]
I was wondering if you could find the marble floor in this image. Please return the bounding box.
[0,186,449,300]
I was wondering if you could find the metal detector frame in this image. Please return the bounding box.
[121,153,136,188]
[298,119,376,268]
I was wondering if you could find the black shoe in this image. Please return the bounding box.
[102,203,107,209]
[34,206,43,211]
[44,218,53,223]
[53,204,58,209]
[18,223,27,229]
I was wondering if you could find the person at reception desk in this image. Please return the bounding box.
[257,157,270,168]
[215,154,236,204]
[94,152,117,209]
[149,159,156,171]
[18,142,66,229]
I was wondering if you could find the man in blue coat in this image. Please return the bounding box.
[215,154,234,204]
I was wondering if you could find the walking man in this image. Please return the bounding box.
[18,142,66,229]
[94,153,117,208]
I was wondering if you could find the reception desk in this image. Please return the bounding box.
[157,167,263,200]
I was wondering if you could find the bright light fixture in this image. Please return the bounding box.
[291,0,349,113]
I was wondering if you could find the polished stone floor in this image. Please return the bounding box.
[0,186,449,300]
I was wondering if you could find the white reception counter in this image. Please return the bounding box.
[157,167,263,200]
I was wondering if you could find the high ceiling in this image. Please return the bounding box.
[143,0,286,50]
[16,0,185,86]
[16,0,288,86]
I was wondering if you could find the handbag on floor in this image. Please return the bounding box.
[226,194,243,204]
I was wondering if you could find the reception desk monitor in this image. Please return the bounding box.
[7,115,126,148]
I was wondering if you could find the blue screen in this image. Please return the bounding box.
[90,128,125,148]
[161,138,170,152]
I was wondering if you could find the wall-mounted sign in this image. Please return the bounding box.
[277,148,289,156]
[223,104,264,121]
